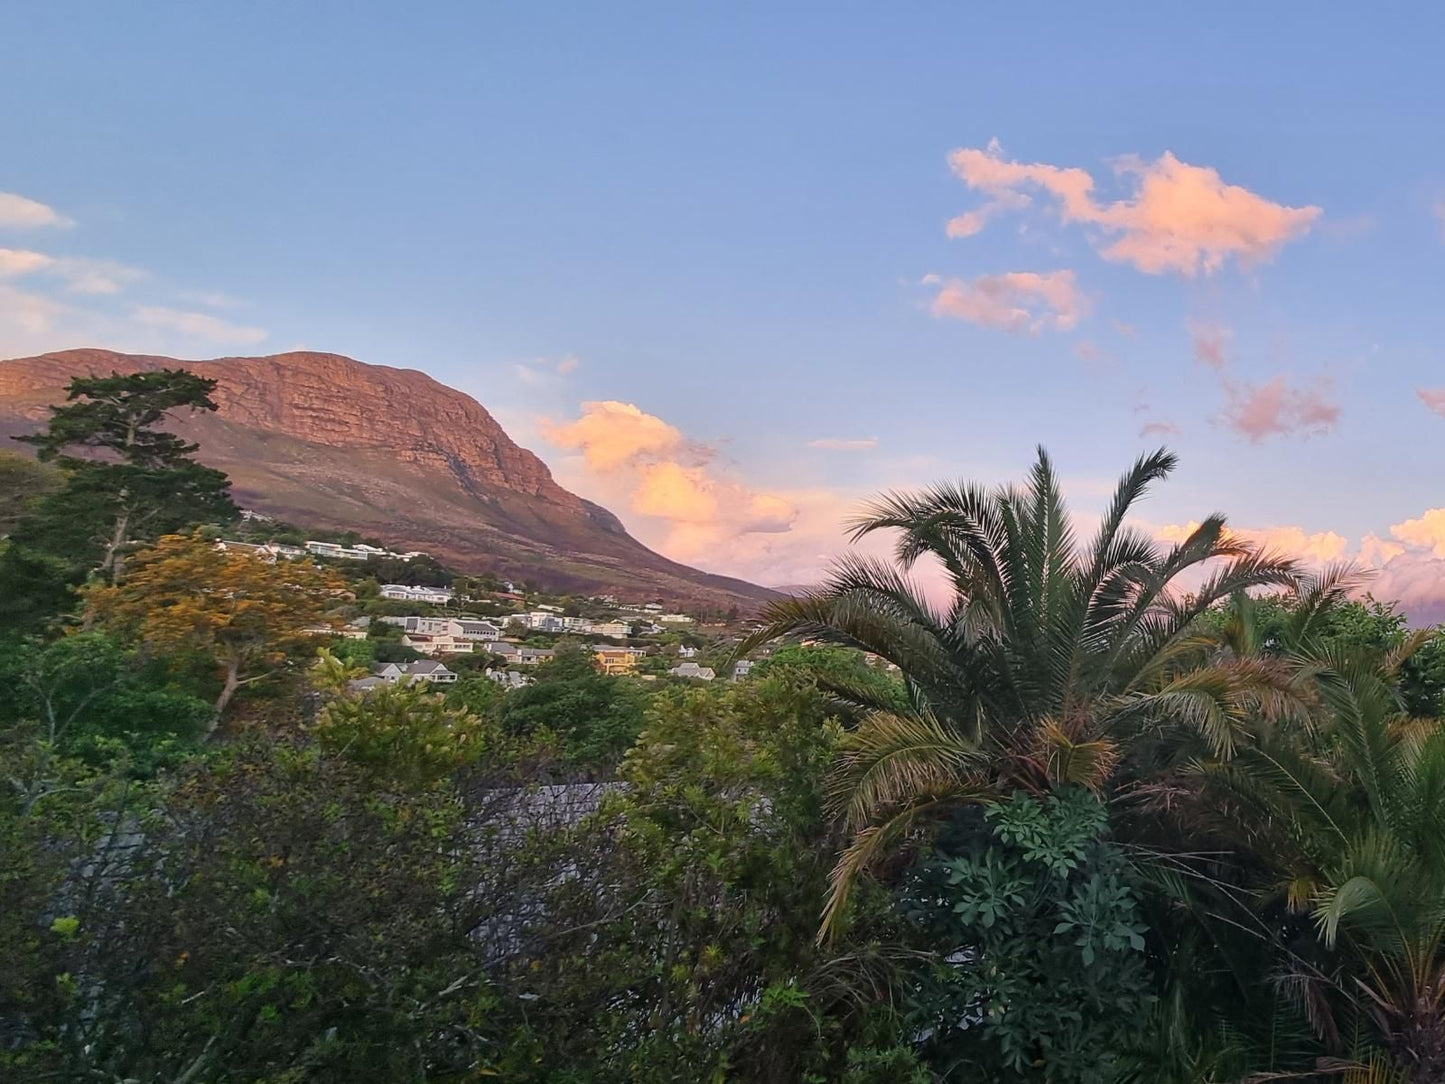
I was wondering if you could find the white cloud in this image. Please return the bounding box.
[0,246,146,295]
[132,305,267,345]
[0,192,72,229]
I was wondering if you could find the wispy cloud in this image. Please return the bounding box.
[1138,420,1180,437]
[0,191,72,229]
[924,269,1087,333]
[0,247,145,295]
[946,139,1321,275]
[1220,374,1339,442]
[1187,319,1230,369]
[808,437,878,450]
[132,306,267,345]
[515,354,581,386]
[1417,387,1445,417]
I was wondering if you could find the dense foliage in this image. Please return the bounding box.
[7,395,1445,1083]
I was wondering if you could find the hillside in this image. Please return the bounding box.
[0,348,776,608]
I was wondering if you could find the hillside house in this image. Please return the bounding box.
[732,659,755,681]
[589,621,632,639]
[374,660,457,684]
[670,661,715,681]
[401,633,475,656]
[380,584,455,604]
[594,645,645,676]
[394,616,503,640]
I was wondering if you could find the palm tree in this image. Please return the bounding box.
[1190,645,1445,1078]
[742,447,1299,933]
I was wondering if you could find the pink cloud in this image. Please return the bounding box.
[925,269,1087,333]
[1139,420,1180,437]
[1390,508,1445,558]
[1219,374,1340,442]
[1154,521,1349,565]
[1187,319,1230,369]
[542,400,800,563]
[808,437,878,450]
[946,140,1321,276]
[1417,387,1445,417]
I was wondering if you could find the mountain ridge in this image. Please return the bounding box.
[0,348,776,608]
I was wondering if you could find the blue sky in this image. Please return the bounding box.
[4,4,1445,610]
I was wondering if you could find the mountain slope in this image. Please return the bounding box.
[0,348,775,608]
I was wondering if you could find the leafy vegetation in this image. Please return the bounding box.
[8,381,1445,1082]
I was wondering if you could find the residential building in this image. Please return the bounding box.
[305,540,425,562]
[593,645,645,676]
[480,643,554,666]
[401,633,475,656]
[374,660,457,684]
[658,613,694,625]
[380,584,455,604]
[589,620,632,639]
[731,659,755,681]
[669,661,715,681]
[677,645,697,658]
[524,611,566,633]
[486,668,531,689]
[394,616,503,640]
[304,621,369,640]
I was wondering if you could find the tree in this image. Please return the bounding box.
[743,447,1298,934]
[0,450,61,538]
[904,790,1155,1082]
[497,643,650,769]
[82,533,346,729]
[14,369,236,579]
[0,632,211,772]
[1191,654,1445,1077]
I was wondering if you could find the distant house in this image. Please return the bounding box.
[305,540,424,562]
[480,643,554,666]
[589,620,632,639]
[524,611,566,633]
[305,621,368,640]
[401,633,475,656]
[380,584,454,605]
[396,616,503,640]
[670,661,715,681]
[594,645,645,676]
[374,660,457,684]
[486,668,531,689]
[677,645,697,659]
[731,659,755,681]
[658,613,694,625]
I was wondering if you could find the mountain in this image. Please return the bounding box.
[0,348,776,608]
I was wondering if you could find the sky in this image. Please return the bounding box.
[4,4,1445,616]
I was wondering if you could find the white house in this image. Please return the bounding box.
[486,668,531,689]
[731,659,755,681]
[374,660,457,684]
[677,645,697,658]
[401,634,475,656]
[658,613,694,625]
[380,584,455,605]
[589,621,632,639]
[525,611,566,633]
[670,661,715,681]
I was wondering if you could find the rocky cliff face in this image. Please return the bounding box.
[0,348,773,607]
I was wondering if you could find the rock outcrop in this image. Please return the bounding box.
[0,348,774,608]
